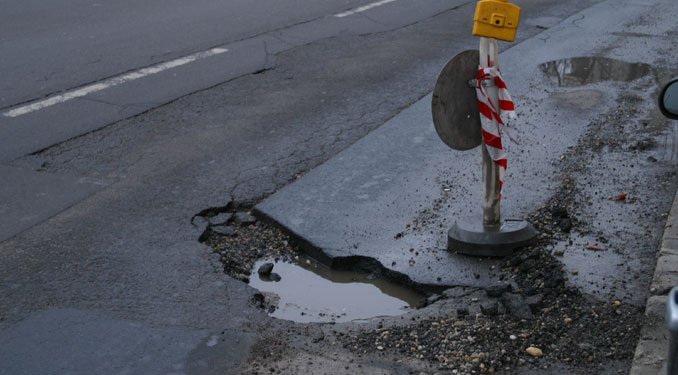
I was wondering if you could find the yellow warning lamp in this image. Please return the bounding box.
[472,0,521,42]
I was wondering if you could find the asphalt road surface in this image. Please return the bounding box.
[1,0,374,106]
[0,0,375,159]
[0,0,617,374]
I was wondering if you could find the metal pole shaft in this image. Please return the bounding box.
[668,287,678,375]
[479,37,501,227]
[482,144,501,226]
[669,336,677,375]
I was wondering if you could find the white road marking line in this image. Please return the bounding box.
[3,47,229,118]
[334,0,398,18]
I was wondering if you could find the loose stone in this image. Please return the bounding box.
[526,347,544,357]
[258,262,274,276]
[480,302,499,316]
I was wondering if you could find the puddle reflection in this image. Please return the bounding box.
[540,57,652,87]
[249,258,425,323]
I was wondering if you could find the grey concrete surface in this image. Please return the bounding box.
[257,0,678,298]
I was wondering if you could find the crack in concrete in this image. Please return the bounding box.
[80,97,163,112]
[571,13,585,27]
[537,33,552,43]
[357,13,391,29]
[261,40,277,71]
[264,32,296,48]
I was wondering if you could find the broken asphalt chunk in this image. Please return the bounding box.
[501,293,533,319]
[480,302,499,316]
[486,284,511,298]
[234,212,258,225]
[211,226,237,237]
[208,212,233,226]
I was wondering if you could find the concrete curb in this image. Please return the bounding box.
[630,188,678,375]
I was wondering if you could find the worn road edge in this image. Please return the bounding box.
[630,188,678,375]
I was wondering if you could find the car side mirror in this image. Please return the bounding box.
[659,78,678,119]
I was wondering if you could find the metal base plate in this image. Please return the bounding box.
[448,216,537,257]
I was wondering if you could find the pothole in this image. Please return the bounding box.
[342,176,642,374]
[250,257,425,323]
[194,204,429,323]
[539,57,652,86]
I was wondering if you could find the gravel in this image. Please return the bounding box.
[341,200,643,373]
[199,209,300,282]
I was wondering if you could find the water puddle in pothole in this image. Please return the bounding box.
[249,258,425,324]
[540,57,652,87]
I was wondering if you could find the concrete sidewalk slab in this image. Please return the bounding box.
[256,0,675,288]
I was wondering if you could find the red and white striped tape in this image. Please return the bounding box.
[475,66,516,197]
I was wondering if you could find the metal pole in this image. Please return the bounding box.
[668,287,678,375]
[479,37,501,227]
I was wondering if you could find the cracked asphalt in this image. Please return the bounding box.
[6,0,668,374]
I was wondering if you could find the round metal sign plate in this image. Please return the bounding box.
[431,50,481,151]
